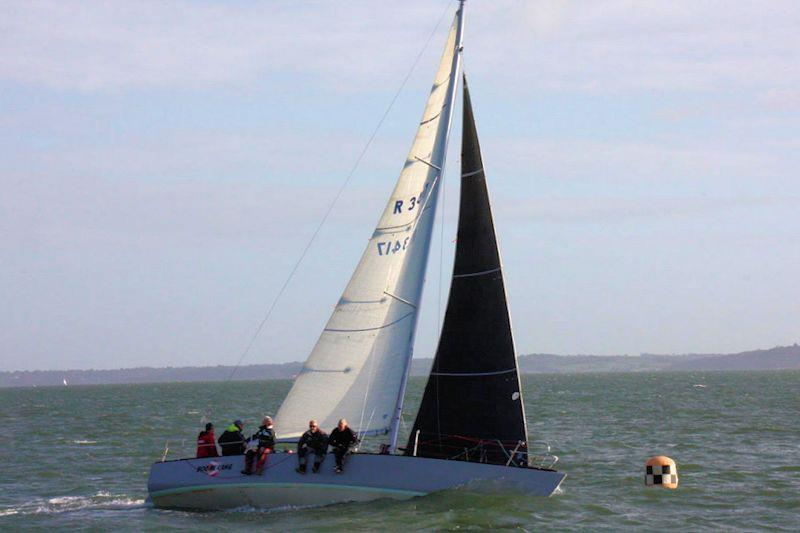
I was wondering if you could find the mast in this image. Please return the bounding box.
[387,0,466,453]
[388,0,465,453]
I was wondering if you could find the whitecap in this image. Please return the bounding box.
[223,503,316,514]
[73,440,98,445]
[96,498,147,510]
[47,495,83,505]
[17,493,148,515]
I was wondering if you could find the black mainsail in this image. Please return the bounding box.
[406,76,528,465]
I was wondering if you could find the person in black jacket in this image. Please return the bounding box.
[218,420,246,456]
[328,418,359,473]
[295,420,328,474]
[243,416,276,475]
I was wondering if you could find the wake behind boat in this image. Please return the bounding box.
[148,1,565,510]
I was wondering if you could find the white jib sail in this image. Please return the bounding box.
[275,7,464,440]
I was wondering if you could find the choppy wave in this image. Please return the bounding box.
[2,372,799,530]
[222,503,318,515]
[1,491,145,517]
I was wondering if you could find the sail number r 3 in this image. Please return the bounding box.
[377,237,410,256]
[393,196,417,214]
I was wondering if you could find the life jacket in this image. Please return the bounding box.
[250,425,276,450]
[196,430,218,458]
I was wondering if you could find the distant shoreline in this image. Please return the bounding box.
[2,345,797,389]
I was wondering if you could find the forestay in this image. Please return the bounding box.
[275,7,464,440]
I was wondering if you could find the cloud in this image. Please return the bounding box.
[756,89,800,111]
[484,136,800,190]
[0,0,447,91]
[0,172,388,253]
[3,1,799,369]
[470,1,800,95]
[498,195,800,225]
[2,1,798,95]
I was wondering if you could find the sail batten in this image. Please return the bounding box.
[430,368,518,377]
[452,267,501,278]
[274,7,464,441]
[406,76,528,465]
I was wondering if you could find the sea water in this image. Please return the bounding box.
[0,371,798,531]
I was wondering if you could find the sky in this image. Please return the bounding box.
[1,0,799,371]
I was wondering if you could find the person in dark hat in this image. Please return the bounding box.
[196,422,219,458]
[218,420,246,456]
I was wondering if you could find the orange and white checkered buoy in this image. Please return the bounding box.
[645,456,678,489]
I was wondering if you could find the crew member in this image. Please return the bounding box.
[296,419,328,474]
[196,422,219,458]
[218,420,246,456]
[328,418,359,473]
[243,416,276,475]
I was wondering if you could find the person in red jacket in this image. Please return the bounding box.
[196,423,219,458]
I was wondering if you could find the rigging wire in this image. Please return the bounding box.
[434,140,449,443]
[437,160,447,334]
[356,341,378,437]
[226,0,457,381]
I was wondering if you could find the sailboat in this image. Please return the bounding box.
[148,1,564,510]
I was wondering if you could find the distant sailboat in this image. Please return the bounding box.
[148,1,564,510]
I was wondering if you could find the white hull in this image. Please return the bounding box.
[148,452,565,511]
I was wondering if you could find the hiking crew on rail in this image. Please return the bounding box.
[328,418,359,473]
[194,417,360,474]
[296,419,328,474]
[243,416,275,475]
